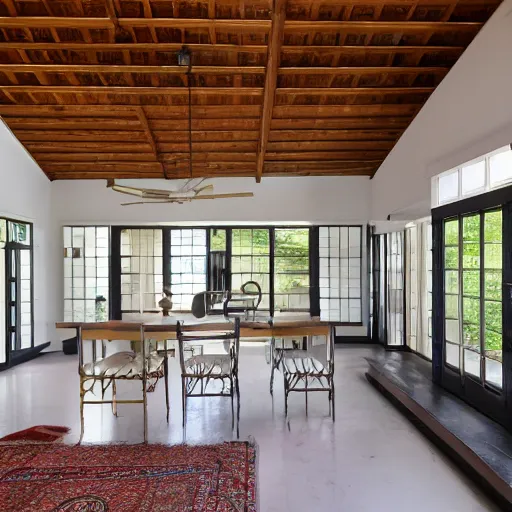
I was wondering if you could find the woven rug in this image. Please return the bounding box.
[0,441,257,511]
[0,425,70,444]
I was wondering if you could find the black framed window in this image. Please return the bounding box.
[120,228,163,314]
[274,228,310,312]
[442,211,503,388]
[1,217,34,369]
[386,231,405,346]
[170,229,207,311]
[63,226,109,322]
[231,229,271,310]
[319,226,362,323]
[109,223,365,322]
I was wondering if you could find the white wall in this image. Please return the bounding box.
[0,119,58,350]
[371,0,512,220]
[51,176,370,225]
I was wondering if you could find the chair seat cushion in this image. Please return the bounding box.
[83,351,165,378]
[185,354,232,375]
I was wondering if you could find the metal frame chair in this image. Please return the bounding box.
[223,281,262,320]
[272,324,335,420]
[77,321,171,443]
[177,318,241,431]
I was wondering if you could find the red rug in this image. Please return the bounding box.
[0,425,70,443]
[0,441,257,511]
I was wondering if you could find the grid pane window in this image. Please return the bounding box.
[170,229,207,311]
[319,226,361,323]
[444,219,460,368]
[425,222,433,359]
[462,214,481,378]
[64,226,109,322]
[484,210,502,388]
[0,220,5,364]
[231,229,270,310]
[442,211,503,389]
[387,231,404,346]
[19,249,32,349]
[120,229,162,313]
[274,229,310,312]
[406,227,418,352]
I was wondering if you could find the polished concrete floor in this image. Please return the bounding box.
[0,345,498,511]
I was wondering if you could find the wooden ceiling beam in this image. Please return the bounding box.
[276,87,435,95]
[0,18,480,33]
[265,150,388,160]
[270,117,412,129]
[24,142,153,152]
[45,172,169,180]
[4,119,143,130]
[0,43,464,54]
[0,17,115,29]
[256,0,286,183]
[0,65,446,82]
[269,128,403,141]
[135,108,158,154]
[267,140,394,151]
[0,105,261,117]
[284,20,481,32]
[1,86,263,96]
[0,105,139,115]
[135,106,166,176]
[273,104,420,117]
[278,66,449,75]
[0,42,268,52]
[14,130,146,141]
[33,153,159,162]
[0,64,266,74]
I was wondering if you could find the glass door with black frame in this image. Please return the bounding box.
[3,219,33,367]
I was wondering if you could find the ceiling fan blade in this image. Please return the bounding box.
[190,192,254,200]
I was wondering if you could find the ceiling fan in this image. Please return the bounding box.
[107,178,254,206]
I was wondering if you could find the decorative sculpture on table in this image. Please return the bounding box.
[158,288,173,316]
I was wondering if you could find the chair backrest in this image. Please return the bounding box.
[78,322,145,370]
[241,280,262,308]
[191,292,207,318]
[176,318,240,374]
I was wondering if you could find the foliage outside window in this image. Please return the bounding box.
[210,229,226,251]
[443,211,502,388]
[274,229,310,311]
[231,229,270,309]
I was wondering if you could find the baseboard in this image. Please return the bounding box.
[335,335,374,344]
[3,342,51,370]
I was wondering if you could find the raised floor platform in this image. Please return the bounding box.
[366,351,512,511]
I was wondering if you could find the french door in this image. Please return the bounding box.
[6,246,33,356]
[371,234,387,345]
[433,187,512,430]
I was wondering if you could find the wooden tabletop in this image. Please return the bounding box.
[56,314,330,340]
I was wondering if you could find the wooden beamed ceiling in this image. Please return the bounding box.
[0,0,502,181]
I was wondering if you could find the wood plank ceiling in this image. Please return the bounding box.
[0,0,502,181]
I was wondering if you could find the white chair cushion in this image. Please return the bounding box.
[83,351,165,378]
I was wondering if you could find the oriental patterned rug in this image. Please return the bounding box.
[0,441,257,511]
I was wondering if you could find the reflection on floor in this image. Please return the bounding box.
[0,345,499,512]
